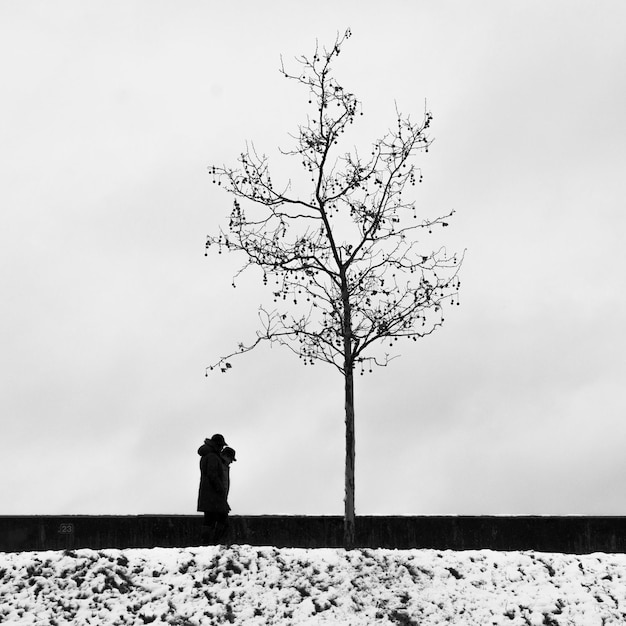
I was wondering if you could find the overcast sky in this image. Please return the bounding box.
[2,1,625,517]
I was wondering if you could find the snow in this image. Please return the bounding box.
[2,545,626,625]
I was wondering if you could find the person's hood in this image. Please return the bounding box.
[198,442,216,456]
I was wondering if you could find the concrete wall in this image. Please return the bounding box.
[2,516,626,554]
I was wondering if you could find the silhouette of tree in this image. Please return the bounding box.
[205,29,464,549]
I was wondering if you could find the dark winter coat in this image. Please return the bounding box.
[197,443,230,514]
[221,459,231,497]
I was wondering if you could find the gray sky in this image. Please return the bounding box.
[2,0,625,516]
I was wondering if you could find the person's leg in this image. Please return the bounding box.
[213,513,229,545]
[202,512,219,544]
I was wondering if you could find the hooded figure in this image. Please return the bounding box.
[197,434,230,513]
[197,434,230,544]
[220,446,237,498]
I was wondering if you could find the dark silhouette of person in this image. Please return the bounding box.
[220,446,236,499]
[197,433,230,544]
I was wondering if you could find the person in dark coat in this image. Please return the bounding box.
[220,446,236,498]
[197,433,230,544]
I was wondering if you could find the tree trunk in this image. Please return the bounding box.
[341,270,356,550]
[344,364,356,550]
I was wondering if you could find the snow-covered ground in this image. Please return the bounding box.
[2,545,626,625]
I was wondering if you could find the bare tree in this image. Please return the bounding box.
[205,29,463,549]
